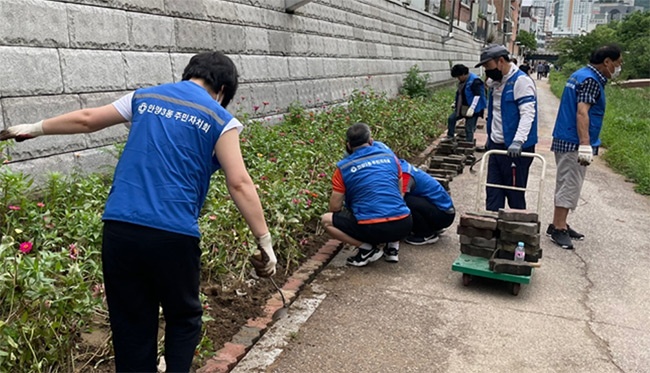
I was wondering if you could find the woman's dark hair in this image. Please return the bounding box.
[589,44,622,65]
[346,123,371,147]
[182,51,238,108]
[451,64,469,77]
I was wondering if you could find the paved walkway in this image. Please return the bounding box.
[233,79,650,373]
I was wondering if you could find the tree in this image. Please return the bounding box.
[552,10,650,79]
[516,30,538,52]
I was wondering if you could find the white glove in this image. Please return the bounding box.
[0,120,44,142]
[465,108,475,117]
[578,145,593,166]
[250,232,277,277]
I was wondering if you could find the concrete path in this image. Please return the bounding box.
[233,79,650,373]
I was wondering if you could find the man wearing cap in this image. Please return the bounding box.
[475,44,538,212]
[321,123,413,266]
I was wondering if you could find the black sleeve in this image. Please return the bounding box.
[470,79,484,96]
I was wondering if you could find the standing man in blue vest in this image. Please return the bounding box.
[0,51,277,372]
[321,123,413,265]
[548,44,623,250]
[445,64,487,143]
[399,159,456,246]
[475,44,538,212]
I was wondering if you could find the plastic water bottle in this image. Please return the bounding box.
[514,242,525,262]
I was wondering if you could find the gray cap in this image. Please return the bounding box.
[475,44,509,67]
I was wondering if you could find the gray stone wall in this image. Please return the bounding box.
[0,0,483,178]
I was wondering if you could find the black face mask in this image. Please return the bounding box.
[485,68,503,82]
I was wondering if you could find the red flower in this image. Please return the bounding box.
[8,205,20,211]
[253,105,260,112]
[36,202,45,208]
[19,241,33,254]
[263,101,269,106]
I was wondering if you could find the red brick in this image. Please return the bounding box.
[196,357,230,373]
[263,303,283,317]
[311,252,329,262]
[267,296,284,308]
[290,271,311,282]
[318,244,338,255]
[325,239,342,247]
[282,277,304,291]
[216,342,246,363]
[246,316,272,329]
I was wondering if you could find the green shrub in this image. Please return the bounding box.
[400,65,430,98]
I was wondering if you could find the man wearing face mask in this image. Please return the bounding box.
[547,44,623,250]
[475,44,538,212]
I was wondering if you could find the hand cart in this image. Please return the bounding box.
[451,149,547,295]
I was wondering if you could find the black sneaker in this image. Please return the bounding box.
[346,246,383,267]
[404,234,439,246]
[384,246,399,263]
[546,224,585,240]
[550,228,574,250]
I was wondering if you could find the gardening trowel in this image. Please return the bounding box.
[252,248,289,321]
[269,277,289,321]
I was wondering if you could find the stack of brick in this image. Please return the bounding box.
[457,213,498,259]
[496,209,542,260]
[456,208,543,262]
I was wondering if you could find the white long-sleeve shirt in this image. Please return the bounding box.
[487,63,537,145]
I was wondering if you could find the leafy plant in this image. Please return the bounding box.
[400,65,431,98]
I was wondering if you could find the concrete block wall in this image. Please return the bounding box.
[0,0,483,178]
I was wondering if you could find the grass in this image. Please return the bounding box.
[549,72,650,195]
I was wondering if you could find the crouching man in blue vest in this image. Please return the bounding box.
[399,160,456,246]
[548,44,623,250]
[475,44,538,212]
[445,64,487,143]
[321,123,413,266]
[0,51,277,372]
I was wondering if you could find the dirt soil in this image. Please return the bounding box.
[75,224,329,373]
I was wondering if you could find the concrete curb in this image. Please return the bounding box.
[196,239,343,373]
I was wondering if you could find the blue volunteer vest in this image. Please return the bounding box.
[103,81,231,237]
[486,69,538,148]
[400,160,453,211]
[464,73,487,113]
[337,145,410,223]
[553,66,606,147]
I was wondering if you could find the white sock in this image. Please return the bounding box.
[359,243,373,250]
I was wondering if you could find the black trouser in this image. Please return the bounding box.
[485,142,535,212]
[404,195,456,237]
[102,220,202,373]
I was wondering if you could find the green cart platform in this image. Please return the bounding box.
[452,150,546,296]
[452,254,532,295]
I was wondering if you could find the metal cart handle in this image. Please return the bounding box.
[475,149,547,213]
